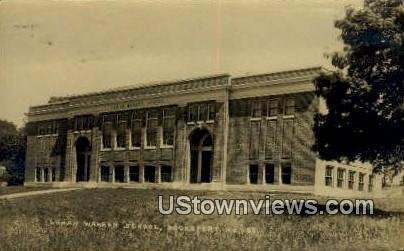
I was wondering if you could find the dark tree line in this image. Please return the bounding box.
[314,0,403,177]
[0,119,26,185]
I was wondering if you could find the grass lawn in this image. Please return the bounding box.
[0,188,402,250]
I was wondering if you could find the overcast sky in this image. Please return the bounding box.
[0,0,363,127]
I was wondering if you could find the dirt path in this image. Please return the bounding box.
[0,188,82,200]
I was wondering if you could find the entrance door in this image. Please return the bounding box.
[189,128,213,183]
[75,137,91,182]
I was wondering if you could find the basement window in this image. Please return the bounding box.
[44,168,49,182]
[51,168,56,182]
[265,164,275,184]
[281,163,292,184]
[161,165,172,182]
[35,167,41,182]
[144,166,156,183]
[249,164,258,184]
[114,165,125,183]
[129,166,139,182]
[100,166,110,182]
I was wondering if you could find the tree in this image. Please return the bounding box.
[313,0,403,174]
[0,120,26,185]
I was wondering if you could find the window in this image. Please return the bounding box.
[284,97,295,115]
[348,171,355,189]
[144,166,156,183]
[358,173,365,191]
[102,122,112,149]
[47,123,53,135]
[188,104,198,122]
[281,163,292,184]
[162,108,175,146]
[38,121,59,135]
[161,165,172,182]
[115,113,127,148]
[250,100,261,118]
[265,120,277,159]
[267,99,278,117]
[207,103,216,121]
[129,166,139,182]
[282,119,294,159]
[146,111,158,147]
[114,165,125,183]
[249,121,261,159]
[38,125,46,135]
[249,164,258,184]
[368,175,374,192]
[36,167,41,182]
[74,115,93,131]
[52,122,59,134]
[199,103,208,121]
[337,168,345,188]
[188,103,215,122]
[265,164,275,184]
[131,112,142,148]
[100,166,110,182]
[116,121,127,148]
[325,166,333,187]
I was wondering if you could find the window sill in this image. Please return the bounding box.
[114,147,126,151]
[187,122,195,125]
[144,146,157,150]
[37,134,59,138]
[160,145,174,149]
[206,120,214,124]
[283,115,295,119]
[266,116,277,121]
[249,117,262,121]
[101,148,112,152]
[73,130,92,134]
[128,147,141,151]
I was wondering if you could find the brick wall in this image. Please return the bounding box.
[25,134,66,182]
[173,102,225,183]
[226,92,318,185]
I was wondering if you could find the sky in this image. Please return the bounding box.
[0,0,363,127]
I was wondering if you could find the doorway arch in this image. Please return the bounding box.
[189,128,213,183]
[75,136,91,182]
